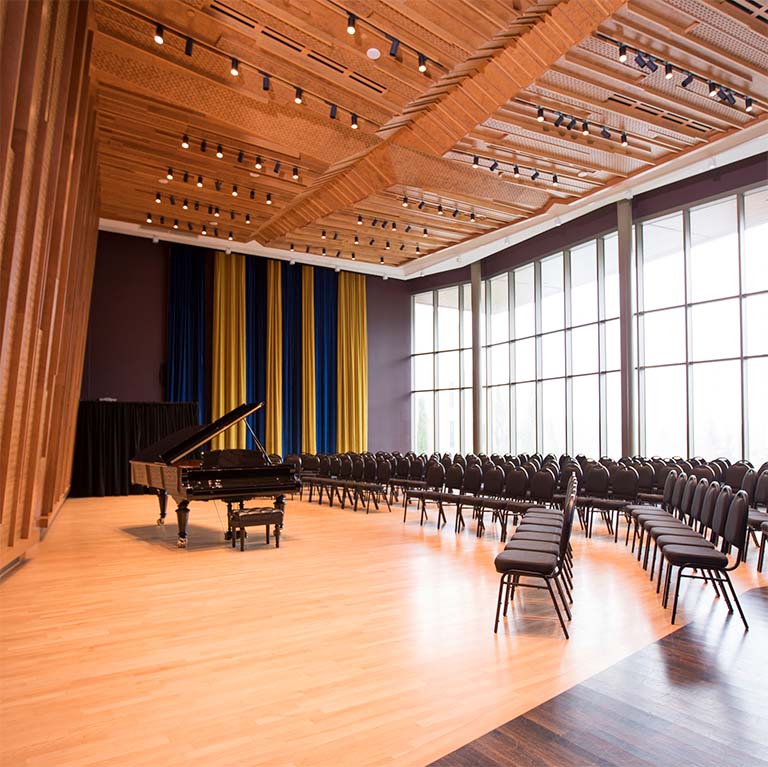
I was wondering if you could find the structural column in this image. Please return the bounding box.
[617,199,636,456]
[471,261,482,453]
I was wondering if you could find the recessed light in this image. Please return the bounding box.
[367,48,381,60]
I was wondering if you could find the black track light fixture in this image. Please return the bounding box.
[452,208,459,218]
[321,230,327,239]
[351,113,359,129]
[708,81,718,97]
[184,37,193,56]
[274,161,281,174]
[231,184,238,197]
[489,160,499,172]
[601,126,611,139]
[531,169,540,180]
[329,103,337,119]
[422,228,428,237]
[552,174,558,185]
[745,96,753,112]
[166,167,174,180]
[347,13,356,34]
[418,53,427,73]
[255,156,263,170]
[472,155,479,168]
[262,73,270,91]
[173,219,179,229]
[214,207,220,218]
[437,204,443,215]
[357,214,363,225]
[266,193,272,205]
[470,212,476,222]
[681,72,694,88]
[388,36,400,57]
[513,165,520,178]
[146,212,152,223]
[216,144,223,159]
[554,113,565,128]
[537,106,545,122]
[215,179,222,192]
[385,241,390,250]
[582,121,589,135]
[621,132,628,147]
[567,117,577,131]
[294,87,303,104]
[402,195,408,207]
[290,243,294,252]
[618,43,627,62]
[645,57,658,73]
[181,134,189,149]
[230,58,239,77]
[418,201,424,210]
[182,199,189,210]
[665,61,673,79]
[229,232,234,242]
[154,24,164,45]
[200,138,207,153]
[292,167,299,180]
[245,213,251,224]
[238,150,244,163]
[155,191,161,203]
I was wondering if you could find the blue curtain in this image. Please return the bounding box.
[245,256,267,448]
[166,245,206,423]
[314,267,337,453]
[281,263,303,456]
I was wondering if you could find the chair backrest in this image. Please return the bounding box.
[610,466,639,500]
[285,454,302,470]
[453,454,467,469]
[710,485,734,541]
[670,473,688,513]
[530,468,556,502]
[329,455,342,477]
[444,463,464,492]
[688,478,709,524]
[724,462,749,489]
[482,466,505,496]
[740,468,757,502]
[466,454,481,467]
[558,479,578,560]
[691,465,715,482]
[636,463,655,493]
[462,464,483,494]
[707,461,724,481]
[504,468,528,499]
[302,454,320,472]
[376,458,392,484]
[351,457,365,481]
[655,464,675,492]
[584,463,610,497]
[395,456,411,478]
[424,460,445,490]
[318,455,331,477]
[268,453,282,464]
[338,454,353,480]
[754,470,768,509]
[409,457,426,480]
[440,454,452,472]
[756,461,768,478]
[723,490,750,557]
[679,475,699,520]
[699,481,720,530]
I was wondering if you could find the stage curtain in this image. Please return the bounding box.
[336,272,368,452]
[166,244,206,423]
[314,267,337,453]
[245,256,267,449]
[211,251,246,449]
[301,266,317,454]
[266,259,283,457]
[281,263,303,456]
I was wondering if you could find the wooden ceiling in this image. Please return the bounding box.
[91,0,768,268]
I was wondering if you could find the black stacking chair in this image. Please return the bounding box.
[758,520,768,573]
[454,464,483,533]
[405,460,445,526]
[436,462,464,530]
[475,465,505,537]
[746,470,768,558]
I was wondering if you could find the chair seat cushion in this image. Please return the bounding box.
[516,523,563,534]
[637,492,664,504]
[656,533,713,549]
[748,510,768,528]
[494,550,558,575]
[504,540,559,555]
[662,545,728,567]
[509,531,561,543]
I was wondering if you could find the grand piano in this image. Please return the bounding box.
[129,402,300,547]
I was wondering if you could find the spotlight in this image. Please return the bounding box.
[472,155,479,168]
[329,103,337,119]
[181,134,189,149]
[155,192,161,203]
[351,252,356,260]
[182,199,189,210]
[357,214,363,225]
[321,230,327,239]
[183,171,189,183]
[582,121,589,135]
[601,126,611,139]
[746,96,753,113]
[418,201,424,210]
[391,222,396,230]
[166,167,174,180]
[196,176,203,188]
[292,167,299,180]
[214,228,219,238]
[422,228,428,237]
[154,24,164,45]
[513,165,520,177]
[351,113,359,129]
[273,161,281,174]
[554,113,565,127]
[405,225,411,233]
[229,232,234,241]
[621,132,628,147]
[372,218,378,226]
[322,247,326,256]
[169,196,175,206]
[290,243,294,251]
[618,43,627,62]
[347,13,356,34]
[399,244,405,251]
[489,160,499,172]
[635,52,647,69]
[717,87,728,101]
[708,81,718,97]
[381,220,387,229]
[567,117,577,130]
[266,193,272,204]
[418,53,427,73]
[552,174,558,185]
[202,225,207,236]
[200,139,207,152]
[249,189,255,201]
[665,62,673,79]
[208,205,213,215]
[402,195,408,207]
[385,241,390,250]
[229,210,234,219]
[294,87,303,104]
[185,37,193,56]
[216,144,223,158]
[537,106,544,122]
[437,205,443,215]
[146,213,152,223]
[245,213,251,224]
[380,256,384,264]
[262,73,270,91]
[255,156,262,169]
[645,57,658,73]
[214,207,220,217]
[369,238,375,246]
[173,219,179,229]
[215,180,222,192]
[470,212,475,222]
[232,185,238,196]
[159,216,164,225]
[238,150,244,163]
[725,90,736,106]
[230,58,239,77]
[306,246,311,253]
[416,245,420,254]
[354,234,359,244]
[531,169,539,180]
[188,223,193,231]
[452,208,459,217]
[681,72,694,88]
[388,36,400,56]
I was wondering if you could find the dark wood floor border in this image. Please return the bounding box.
[428,587,768,767]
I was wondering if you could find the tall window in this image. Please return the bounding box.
[637,187,768,464]
[483,234,619,457]
[411,284,472,454]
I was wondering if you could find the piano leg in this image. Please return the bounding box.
[175,500,190,548]
[156,490,168,525]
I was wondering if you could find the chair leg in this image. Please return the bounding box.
[670,566,685,624]
[758,531,767,573]
[722,571,749,630]
[545,578,570,639]
[494,574,507,633]
[553,575,571,620]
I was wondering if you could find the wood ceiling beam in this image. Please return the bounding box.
[691,0,768,37]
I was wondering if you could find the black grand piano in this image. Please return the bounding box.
[129,402,300,548]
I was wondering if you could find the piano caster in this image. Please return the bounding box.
[157,517,165,526]
[177,536,188,548]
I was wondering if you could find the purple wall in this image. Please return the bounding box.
[80,232,167,401]
[366,276,411,451]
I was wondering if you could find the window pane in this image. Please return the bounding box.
[690,197,739,302]
[603,234,620,320]
[744,293,768,357]
[747,358,768,467]
[437,390,460,453]
[461,284,472,348]
[642,213,684,311]
[605,372,622,458]
[571,324,599,376]
[413,292,433,353]
[541,379,565,455]
[489,386,510,454]
[743,187,768,294]
[461,349,472,387]
[690,299,740,362]
[605,319,620,371]
[515,382,536,452]
[488,274,509,344]
[541,254,564,332]
[572,374,600,459]
[437,351,459,389]
[413,392,434,455]
[643,308,686,366]
[437,287,459,350]
[541,331,564,378]
[514,337,536,382]
[412,355,433,390]
[570,241,598,326]
[514,264,535,338]
[461,388,473,454]
[691,361,741,459]
[644,365,687,456]
[488,343,509,385]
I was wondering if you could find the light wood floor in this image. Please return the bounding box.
[2,494,765,767]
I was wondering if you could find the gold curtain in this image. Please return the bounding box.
[301,266,317,454]
[211,251,246,449]
[266,259,283,457]
[336,272,368,452]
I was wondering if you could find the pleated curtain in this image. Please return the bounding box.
[314,267,338,453]
[265,259,283,457]
[281,263,303,457]
[245,256,267,449]
[301,267,317,454]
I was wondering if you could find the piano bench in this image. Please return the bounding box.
[228,508,284,550]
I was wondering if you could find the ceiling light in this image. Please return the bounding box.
[255,156,262,169]
[725,90,736,106]
[245,213,251,224]
[347,13,356,34]
[274,161,281,174]
[215,180,222,192]
[369,238,375,246]
[182,199,188,210]
[621,132,628,147]
[618,43,627,62]
[388,37,400,56]
[664,62,673,79]
[531,169,539,180]
[266,193,272,204]
[292,167,299,180]
[357,214,363,225]
[681,72,694,88]
[391,222,396,231]
[232,185,238,196]
[238,150,244,163]
[452,208,459,217]
[250,190,255,200]
[166,167,173,180]
[645,57,658,73]
[322,247,326,256]
[295,87,303,104]
[554,113,565,127]
[354,234,359,244]
[372,218,378,226]
[173,219,179,229]
[216,145,223,159]
[322,230,327,239]
[351,252,355,260]
[513,165,520,177]
[405,225,411,233]
[184,37,193,56]
[635,52,646,69]
[169,195,175,206]
[472,155,479,168]
[228,232,234,241]
[601,126,611,139]
[306,246,311,253]
[159,216,165,225]
[201,225,207,236]
[208,205,213,215]
[200,139,207,153]
[380,256,384,264]
[537,106,544,122]
[437,205,443,215]
[567,117,577,130]
[552,174,558,185]
[183,171,189,183]
[582,121,589,135]
[155,192,161,203]
[351,113,359,129]
[470,212,475,222]
[290,243,294,251]
[214,207,220,217]
[181,134,189,149]
[708,81,718,97]
[381,220,387,228]
[402,196,408,207]
[196,176,203,188]
[418,53,427,73]
[717,87,728,101]
[489,160,499,172]
[146,213,152,223]
[418,201,424,210]
[262,73,270,91]
[399,244,405,251]
[422,228,428,237]
[416,245,421,254]
[230,58,239,77]
[329,103,337,119]
[385,241,390,250]
[154,24,164,45]
[745,96,753,113]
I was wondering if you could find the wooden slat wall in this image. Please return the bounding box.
[0,0,99,570]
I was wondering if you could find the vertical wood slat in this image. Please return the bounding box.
[0,0,98,568]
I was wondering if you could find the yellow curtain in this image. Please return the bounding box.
[302,266,317,454]
[336,272,368,452]
[211,251,246,450]
[266,260,283,457]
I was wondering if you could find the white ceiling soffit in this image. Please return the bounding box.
[100,122,767,281]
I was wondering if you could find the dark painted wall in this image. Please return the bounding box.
[366,276,411,451]
[80,232,168,401]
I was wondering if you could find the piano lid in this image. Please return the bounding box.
[133,402,264,465]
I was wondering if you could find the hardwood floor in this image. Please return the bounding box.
[430,586,768,767]
[1,495,766,767]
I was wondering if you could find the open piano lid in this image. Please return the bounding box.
[137,402,264,465]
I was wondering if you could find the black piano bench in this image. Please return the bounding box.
[227,507,284,550]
